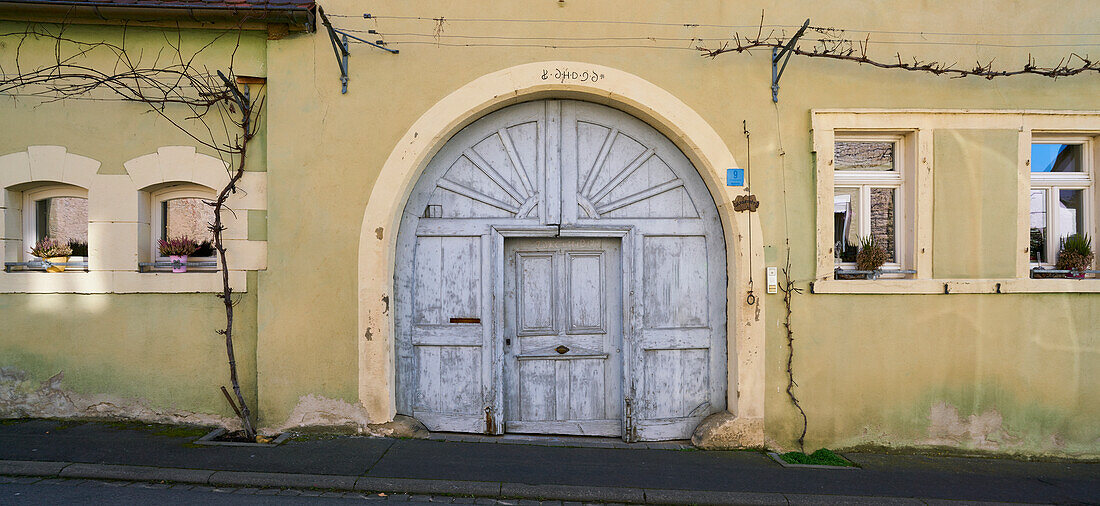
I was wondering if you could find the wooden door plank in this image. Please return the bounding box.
[544,100,561,225]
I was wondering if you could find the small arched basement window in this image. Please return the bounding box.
[145,184,217,268]
[22,184,89,262]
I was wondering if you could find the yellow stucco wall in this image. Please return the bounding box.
[0,275,259,420]
[257,0,1098,454]
[2,1,1099,456]
[774,293,1100,456]
[933,130,1019,279]
[0,23,266,422]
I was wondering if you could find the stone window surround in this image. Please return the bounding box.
[832,132,914,276]
[20,184,89,261]
[813,109,1100,294]
[1028,133,1094,270]
[0,145,266,294]
[147,184,218,263]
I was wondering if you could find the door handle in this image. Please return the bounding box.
[556,345,569,354]
[506,338,511,346]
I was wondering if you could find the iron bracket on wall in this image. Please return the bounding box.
[771,19,810,103]
[318,7,397,95]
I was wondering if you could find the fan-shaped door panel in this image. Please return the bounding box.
[395,99,726,440]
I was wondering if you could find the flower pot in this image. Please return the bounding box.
[170,255,189,273]
[44,256,69,273]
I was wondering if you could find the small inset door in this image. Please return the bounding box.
[503,237,623,436]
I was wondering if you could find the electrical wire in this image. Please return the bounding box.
[348,40,700,51]
[333,12,1100,38]
[367,32,1100,49]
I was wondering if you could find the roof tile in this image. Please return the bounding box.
[3,0,313,10]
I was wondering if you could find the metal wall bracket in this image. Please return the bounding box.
[771,19,810,103]
[318,7,398,95]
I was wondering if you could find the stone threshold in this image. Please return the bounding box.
[426,432,693,450]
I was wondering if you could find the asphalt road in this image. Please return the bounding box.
[1,420,1098,504]
[0,478,446,505]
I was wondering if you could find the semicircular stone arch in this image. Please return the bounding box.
[395,99,726,441]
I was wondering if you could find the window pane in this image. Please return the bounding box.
[1030,189,1048,263]
[164,198,215,245]
[870,188,896,263]
[835,141,895,171]
[35,197,88,252]
[1057,189,1086,241]
[833,187,860,263]
[1031,144,1082,173]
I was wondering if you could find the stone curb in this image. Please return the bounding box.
[0,460,70,477]
[0,459,977,505]
[59,463,215,484]
[643,488,788,505]
[500,483,645,503]
[354,476,502,497]
[209,470,356,490]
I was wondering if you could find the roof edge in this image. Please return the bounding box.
[0,1,316,31]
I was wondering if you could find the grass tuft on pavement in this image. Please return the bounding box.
[780,448,855,467]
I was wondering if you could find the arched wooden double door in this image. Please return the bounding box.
[394,100,726,441]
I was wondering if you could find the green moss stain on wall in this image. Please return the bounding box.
[766,293,1100,457]
[933,130,1019,278]
[247,210,268,241]
[0,279,258,418]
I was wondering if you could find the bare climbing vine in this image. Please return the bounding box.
[1,23,264,439]
[779,246,807,452]
[698,11,1099,79]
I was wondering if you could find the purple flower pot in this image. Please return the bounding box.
[170,255,188,273]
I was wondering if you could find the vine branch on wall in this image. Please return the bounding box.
[1,23,263,440]
[697,12,1099,79]
[779,247,807,452]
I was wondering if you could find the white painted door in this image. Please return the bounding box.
[503,237,622,436]
[395,99,726,440]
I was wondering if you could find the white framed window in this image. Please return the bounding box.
[1029,135,1095,270]
[21,185,89,262]
[832,134,911,275]
[149,185,216,262]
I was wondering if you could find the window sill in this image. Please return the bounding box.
[1029,268,1099,280]
[834,268,916,280]
[4,259,89,272]
[812,278,1100,294]
[139,260,219,273]
[0,270,248,293]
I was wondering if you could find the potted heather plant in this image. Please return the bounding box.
[67,239,88,257]
[856,235,888,276]
[1055,233,1093,278]
[158,236,200,273]
[29,237,73,273]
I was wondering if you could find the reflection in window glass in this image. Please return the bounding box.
[35,197,88,255]
[161,198,215,254]
[1030,190,1048,263]
[1031,144,1082,173]
[870,188,896,262]
[835,141,895,171]
[834,188,860,262]
[1057,189,1085,242]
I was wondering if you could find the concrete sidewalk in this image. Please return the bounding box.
[0,419,1097,504]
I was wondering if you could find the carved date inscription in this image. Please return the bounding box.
[541,68,605,83]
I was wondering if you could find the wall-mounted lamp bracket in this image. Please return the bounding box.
[771,19,810,103]
[318,7,397,95]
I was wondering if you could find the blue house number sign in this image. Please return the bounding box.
[726,168,744,187]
